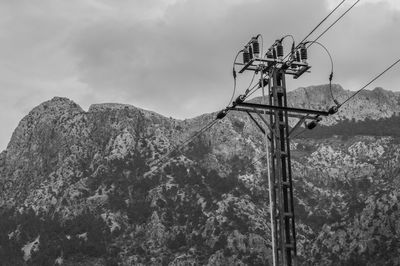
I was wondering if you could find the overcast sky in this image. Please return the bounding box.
[1,0,400,150]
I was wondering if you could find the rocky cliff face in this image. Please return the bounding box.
[0,85,399,265]
[287,84,400,125]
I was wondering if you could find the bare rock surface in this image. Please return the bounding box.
[1,85,400,265]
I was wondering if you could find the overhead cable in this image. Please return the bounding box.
[339,57,400,108]
[281,0,347,62]
[146,110,226,177]
[305,40,338,105]
[298,0,346,47]
[228,50,244,106]
[306,0,360,47]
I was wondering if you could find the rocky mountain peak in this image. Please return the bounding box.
[287,84,400,108]
[88,103,137,113]
[30,97,83,116]
[6,97,84,160]
[289,83,345,107]
[1,86,400,265]
[3,97,87,201]
[286,85,400,125]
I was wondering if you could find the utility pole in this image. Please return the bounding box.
[228,36,330,266]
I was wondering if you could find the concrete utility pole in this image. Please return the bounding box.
[229,36,330,266]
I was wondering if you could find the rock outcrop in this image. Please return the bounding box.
[0,86,399,265]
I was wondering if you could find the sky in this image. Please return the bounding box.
[1,0,400,150]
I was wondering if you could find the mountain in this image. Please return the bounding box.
[287,84,400,125]
[0,85,399,265]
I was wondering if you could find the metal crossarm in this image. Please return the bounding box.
[235,102,330,117]
[229,107,313,119]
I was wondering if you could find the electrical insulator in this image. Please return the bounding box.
[282,61,290,70]
[328,106,338,115]
[252,39,260,57]
[243,48,250,64]
[216,109,227,120]
[300,44,308,62]
[266,49,274,66]
[276,41,284,58]
[259,78,269,87]
[296,50,301,62]
[305,120,318,130]
[249,45,253,60]
[266,49,273,59]
[272,48,277,59]
[233,95,245,106]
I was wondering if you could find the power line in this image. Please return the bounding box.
[178,119,219,148]
[290,57,400,136]
[238,0,354,102]
[278,0,357,66]
[146,46,258,177]
[222,6,364,262]
[280,0,347,62]
[245,85,261,100]
[304,40,338,105]
[291,127,307,140]
[146,116,222,177]
[290,57,400,138]
[289,57,400,138]
[243,72,270,102]
[235,153,268,175]
[249,153,267,168]
[232,34,264,104]
[151,119,218,166]
[339,57,400,108]
[298,0,346,48]
[244,72,257,94]
[296,0,360,108]
[228,50,244,106]
[307,0,360,48]
[282,34,295,45]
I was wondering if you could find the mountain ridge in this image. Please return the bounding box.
[0,84,400,265]
[5,84,400,154]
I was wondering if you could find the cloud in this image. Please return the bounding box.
[70,0,327,115]
[293,0,400,91]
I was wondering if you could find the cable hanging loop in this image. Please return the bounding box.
[304,40,339,106]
